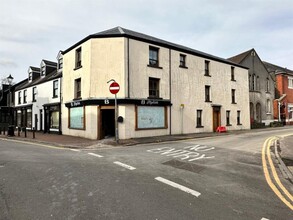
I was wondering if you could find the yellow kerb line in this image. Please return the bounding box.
[262,137,293,210]
[267,138,293,201]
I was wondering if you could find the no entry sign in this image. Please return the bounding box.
[109,82,120,94]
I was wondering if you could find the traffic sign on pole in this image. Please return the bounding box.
[109,82,120,94]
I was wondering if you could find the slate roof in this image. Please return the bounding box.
[227,49,254,64]
[63,26,247,69]
[30,66,40,72]
[263,61,293,76]
[15,70,62,91]
[43,59,57,67]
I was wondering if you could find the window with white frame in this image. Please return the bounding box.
[23,90,27,103]
[32,87,37,102]
[288,77,293,89]
[53,80,58,98]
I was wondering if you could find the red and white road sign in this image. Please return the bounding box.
[109,82,120,94]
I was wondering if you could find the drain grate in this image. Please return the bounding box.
[162,159,205,173]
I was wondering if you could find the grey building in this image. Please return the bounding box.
[228,49,275,126]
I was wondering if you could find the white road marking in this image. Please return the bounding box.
[155,177,201,197]
[113,161,136,170]
[70,149,80,152]
[261,218,269,220]
[88,153,103,158]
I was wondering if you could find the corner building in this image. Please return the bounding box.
[62,27,250,140]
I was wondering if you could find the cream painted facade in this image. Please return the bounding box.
[62,27,250,140]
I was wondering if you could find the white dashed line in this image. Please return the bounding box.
[88,153,103,158]
[155,177,201,197]
[70,149,80,152]
[261,218,269,220]
[113,161,136,170]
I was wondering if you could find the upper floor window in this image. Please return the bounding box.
[23,90,27,103]
[256,76,260,91]
[32,87,37,102]
[29,72,32,81]
[288,77,293,89]
[204,60,210,76]
[53,80,58,98]
[41,65,46,76]
[149,46,159,67]
[18,91,21,104]
[74,78,81,99]
[205,85,211,102]
[58,57,63,70]
[251,74,256,91]
[266,78,270,92]
[75,47,82,69]
[149,77,160,98]
[231,67,235,81]
[179,54,187,68]
[231,89,236,104]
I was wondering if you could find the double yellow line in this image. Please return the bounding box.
[262,137,293,210]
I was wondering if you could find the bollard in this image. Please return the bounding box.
[24,127,27,138]
[18,127,20,136]
[33,128,35,139]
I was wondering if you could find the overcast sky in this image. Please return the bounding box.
[1,0,292,83]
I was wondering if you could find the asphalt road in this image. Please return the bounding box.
[0,128,293,220]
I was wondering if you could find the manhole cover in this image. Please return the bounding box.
[162,159,205,173]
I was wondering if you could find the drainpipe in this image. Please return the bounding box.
[180,104,184,134]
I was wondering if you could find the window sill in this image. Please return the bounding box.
[147,64,163,69]
[74,65,82,71]
[237,123,242,126]
[231,79,236,82]
[205,100,212,103]
[232,102,237,104]
[179,65,188,69]
[52,96,58,99]
[226,124,232,126]
[204,74,211,77]
[196,126,204,128]
[32,100,36,103]
[266,112,272,115]
[73,97,82,101]
[69,127,85,130]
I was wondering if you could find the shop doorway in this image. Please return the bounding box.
[100,108,115,139]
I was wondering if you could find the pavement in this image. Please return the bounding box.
[0,127,292,176]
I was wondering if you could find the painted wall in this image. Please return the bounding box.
[63,36,250,140]
[62,38,126,139]
[14,77,61,130]
[240,52,275,125]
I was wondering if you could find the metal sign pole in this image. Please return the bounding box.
[115,93,118,143]
[108,79,119,144]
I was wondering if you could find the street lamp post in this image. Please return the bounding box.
[7,74,13,108]
[6,74,14,136]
